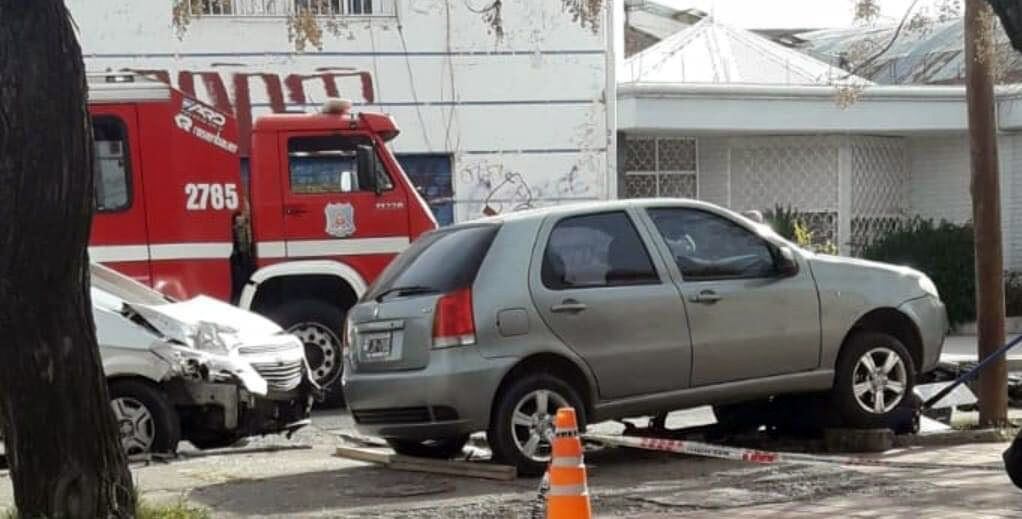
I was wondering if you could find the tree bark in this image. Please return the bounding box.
[0,2,135,517]
[966,0,1009,427]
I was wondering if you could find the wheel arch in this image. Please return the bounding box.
[841,307,924,373]
[241,260,367,316]
[489,353,596,427]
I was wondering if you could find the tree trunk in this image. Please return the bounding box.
[966,0,1009,427]
[0,2,136,517]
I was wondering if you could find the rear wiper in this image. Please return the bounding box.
[375,285,437,302]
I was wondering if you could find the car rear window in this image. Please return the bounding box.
[363,224,501,301]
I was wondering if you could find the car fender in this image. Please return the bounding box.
[102,346,174,383]
[239,260,368,310]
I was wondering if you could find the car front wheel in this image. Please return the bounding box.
[833,331,916,429]
[488,373,585,476]
[109,379,181,456]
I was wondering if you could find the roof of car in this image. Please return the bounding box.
[470,198,731,225]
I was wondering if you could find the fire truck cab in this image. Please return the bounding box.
[88,73,438,403]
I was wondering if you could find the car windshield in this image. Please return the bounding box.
[363,224,501,301]
[89,262,170,306]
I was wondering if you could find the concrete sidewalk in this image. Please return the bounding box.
[940,335,1022,370]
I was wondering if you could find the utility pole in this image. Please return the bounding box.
[965,0,1008,426]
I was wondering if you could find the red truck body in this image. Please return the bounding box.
[87,73,437,400]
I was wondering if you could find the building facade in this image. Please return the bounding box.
[68,0,616,225]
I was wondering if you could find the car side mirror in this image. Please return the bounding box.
[775,246,800,277]
[356,144,380,195]
[339,170,354,193]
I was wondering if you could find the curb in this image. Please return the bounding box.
[893,427,1017,448]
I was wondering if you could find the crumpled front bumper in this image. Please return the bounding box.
[167,375,316,438]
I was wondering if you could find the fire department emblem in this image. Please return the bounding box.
[324,203,356,238]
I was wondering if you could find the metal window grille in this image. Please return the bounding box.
[189,0,395,17]
[730,137,841,246]
[849,137,908,254]
[623,137,697,199]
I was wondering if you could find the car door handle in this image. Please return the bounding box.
[690,290,722,304]
[551,300,588,313]
[284,204,308,216]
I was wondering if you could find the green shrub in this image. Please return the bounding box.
[859,218,976,326]
[763,204,838,255]
[1006,271,1022,318]
[763,204,799,241]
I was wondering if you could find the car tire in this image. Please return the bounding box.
[833,331,916,429]
[386,436,469,459]
[273,299,347,408]
[488,373,586,477]
[108,379,181,456]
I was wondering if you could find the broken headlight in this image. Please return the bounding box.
[192,321,236,355]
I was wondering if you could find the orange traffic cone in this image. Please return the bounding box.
[546,407,592,519]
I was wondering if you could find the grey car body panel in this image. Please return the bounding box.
[810,253,931,370]
[633,205,821,386]
[343,199,948,440]
[528,207,694,399]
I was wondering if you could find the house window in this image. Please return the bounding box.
[623,137,697,199]
[189,0,394,16]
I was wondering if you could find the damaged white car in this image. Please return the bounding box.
[90,263,317,455]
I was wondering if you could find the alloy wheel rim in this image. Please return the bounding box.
[111,397,155,455]
[290,322,341,385]
[510,389,570,463]
[852,347,908,414]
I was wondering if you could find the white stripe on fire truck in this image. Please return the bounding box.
[149,243,234,261]
[89,245,150,263]
[91,238,409,264]
[284,237,410,258]
[256,241,287,258]
[89,243,233,262]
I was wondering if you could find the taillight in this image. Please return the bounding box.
[432,288,476,349]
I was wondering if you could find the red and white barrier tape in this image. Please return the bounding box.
[583,433,1003,472]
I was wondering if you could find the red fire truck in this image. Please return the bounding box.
[88,72,438,404]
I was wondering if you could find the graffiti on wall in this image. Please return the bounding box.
[124,67,374,155]
[456,102,606,218]
[458,159,597,218]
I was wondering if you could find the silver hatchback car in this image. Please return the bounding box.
[343,199,947,474]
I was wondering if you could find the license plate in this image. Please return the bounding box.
[362,332,393,360]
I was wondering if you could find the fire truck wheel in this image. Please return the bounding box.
[274,300,346,408]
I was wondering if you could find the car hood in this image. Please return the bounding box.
[808,253,929,300]
[94,288,285,347]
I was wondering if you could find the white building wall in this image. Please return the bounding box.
[695,137,729,207]
[906,135,972,224]
[68,0,613,223]
[907,133,1022,270]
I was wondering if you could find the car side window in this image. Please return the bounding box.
[92,116,132,212]
[287,135,394,195]
[542,212,660,290]
[647,208,776,281]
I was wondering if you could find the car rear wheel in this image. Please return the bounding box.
[274,300,346,407]
[386,436,469,459]
[833,331,916,429]
[109,379,181,456]
[488,373,586,476]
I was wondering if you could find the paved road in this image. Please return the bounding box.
[1,407,1016,518]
